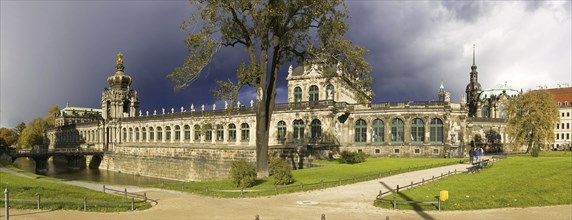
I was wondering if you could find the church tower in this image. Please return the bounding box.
[465,45,482,117]
[101,52,139,121]
[438,80,446,102]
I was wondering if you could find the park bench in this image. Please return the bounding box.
[466,159,490,173]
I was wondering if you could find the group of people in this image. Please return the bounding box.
[468,146,484,164]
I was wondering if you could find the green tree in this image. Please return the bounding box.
[18,118,48,149]
[505,90,559,154]
[45,105,60,128]
[0,127,19,149]
[15,122,26,135]
[169,0,372,177]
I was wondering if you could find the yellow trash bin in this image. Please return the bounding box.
[440,190,449,201]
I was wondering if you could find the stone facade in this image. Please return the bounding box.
[46,51,515,181]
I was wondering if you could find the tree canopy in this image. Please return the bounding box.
[0,128,19,149]
[505,90,559,154]
[168,0,371,177]
[18,118,48,149]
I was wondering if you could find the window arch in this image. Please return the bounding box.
[355,119,367,143]
[372,119,384,143]
[411,118,424,143]
[391,118,404,143]
[165,126,171,141]
[149,127,154,141]
[241,123,250,141]
[311,119,321,139]
[481,105,490,118]
[498,104,506,118]
[294,87,302,102]
[430,118,444,143]
[309,85,319,102]
[293,119,304,141]
[277,121,287,140]
[157,127,163,141]
[228,123,237,141]
[123,128,127,142]
[174,125,181,141]
[194,125,201,141]
[135,127,140,142]
[325,84,335,100]
[204,124,213,141]
[129,128,133,142]
[142,127,146,141]
[565,101,569,107]
[184,125,191,140]
[216,125,224,141]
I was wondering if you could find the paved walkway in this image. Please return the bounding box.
[1,161,571,220]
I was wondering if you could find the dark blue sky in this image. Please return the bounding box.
[1,1,571,128]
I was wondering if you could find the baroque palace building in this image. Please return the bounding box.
[46,49,515,181]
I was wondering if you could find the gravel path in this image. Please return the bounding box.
[2,161,571,220]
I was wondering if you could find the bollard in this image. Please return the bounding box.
[124,188,128,198]
[392,195,396,209]
[83,197,87,212]
[103,184,106,193]
[422,178,424,184]
[5,188,9,220]
[321,180,324,188]
[144,192,147,202]
[396,185,399,193]
[241,188,244,196]
[437,196,441,211]
[410,181,413,189]
[255,214,259,220]
[448,170,451,175]
[441,173,443,177]
[205,187,209,192]
[274,185,277,193]
[455,169,457,173]
[300,183,304,189]
[37,193,41,210]
[131,197,134,211]
[321,213,326,220]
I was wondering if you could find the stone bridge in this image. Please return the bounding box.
[3,148,104,172]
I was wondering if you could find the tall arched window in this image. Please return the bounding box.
[293,119,304,141]
[355,119,367,143]
[430,118,444,143]
[228,124,237,141]
[165,126,171,141]
[142,127,146,141]
[294,87,302,102]
[391,119,404,143]
[205,124,213,141]
[309,85,319,102]
[135,128,140,142]
[174,125,181,141]
[184,125,190,140]
[129,128,133,142]
[325,84,335,100]
[411,118,424,143]
[123,128,127,142]
[216,125,224,141]
[194,125,201,141]
[241,123,250,141]
[481,105,490,118]
[277,121,286,140]
[311,119,321,139]
[373,119,384,143]
[157,127,163,141]
[149,127,154,141]
[498,104,506,118]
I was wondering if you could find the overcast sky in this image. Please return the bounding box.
[1,1,571,128]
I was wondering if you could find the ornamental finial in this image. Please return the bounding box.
[117,52,123,65]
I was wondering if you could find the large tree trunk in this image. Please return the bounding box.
[255,48,270,178]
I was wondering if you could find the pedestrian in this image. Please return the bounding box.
[469,147,475,164]
[475,147,481,163]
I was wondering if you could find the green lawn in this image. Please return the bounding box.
[156,157,465,197]
[374,153,572,210]
[0,170,151,212]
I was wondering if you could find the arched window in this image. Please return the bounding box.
[216,125,224,141]
[430,118,444,143]
[355,119,367,143]
[325,84,335,100]
[391,118,404,143]
[311,119,321,139]
[481,105,490,118]
[184,125,191,140]
[373,119,384,143]
[277,121,287,140]
[241,123,250,141]
[157,127,163,141]
[228,124,237,141]
[565,101,569,107]
[194,125,201,141]
[149,127,154,141]
[411,118,424,143]
[142,127,146,141]
[294,87,302,103]
[205,124,213,141]
[498,104,506,118]
[165,126,171,141]
[174,125,181,141]
[135,128,140,142]
[123,128,127,142]
[309,85,319,102]
[293,119,304,141]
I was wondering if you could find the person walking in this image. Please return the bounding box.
[469,147,475,164]
[475,147,481,163]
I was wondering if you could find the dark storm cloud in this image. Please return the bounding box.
[440,1,491,23]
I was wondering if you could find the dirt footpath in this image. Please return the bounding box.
[2,163,571,220]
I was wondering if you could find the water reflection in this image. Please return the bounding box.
[12,157,179,186]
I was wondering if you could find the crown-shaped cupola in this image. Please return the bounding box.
[107,52,132,89]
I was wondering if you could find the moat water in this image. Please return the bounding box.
[12,157,179,186]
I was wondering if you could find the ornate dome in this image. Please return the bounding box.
[107,52,132,89]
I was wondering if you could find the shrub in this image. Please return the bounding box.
[230,159,257,188]
[269,158,293,185]
[340,151,367,164]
